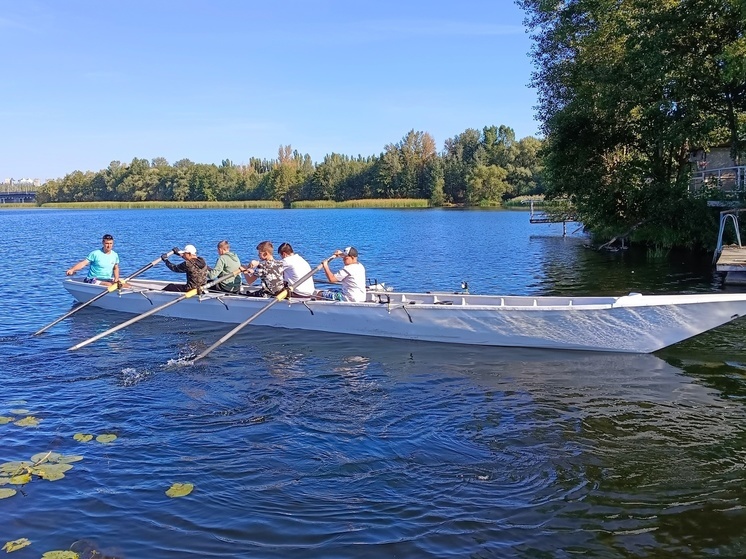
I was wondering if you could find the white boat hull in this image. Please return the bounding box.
[62,279,746,353]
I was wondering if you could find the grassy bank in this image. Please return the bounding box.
[0,203,37,209]
[31,198,522,210]
[40,200,284,209]
[291,198,429,208]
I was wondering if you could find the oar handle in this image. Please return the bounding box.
[120,248,178,284]
[202,267,244,291]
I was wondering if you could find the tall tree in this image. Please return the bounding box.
[443,128,483,203]
[518,0,745,246]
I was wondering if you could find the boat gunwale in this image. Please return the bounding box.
[63,278,746,312]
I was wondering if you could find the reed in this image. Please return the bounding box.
[291,198,429,208]
[0,203,37,209]
[503,195,547,208]
[647,245,671,259]
[40,200,284,209]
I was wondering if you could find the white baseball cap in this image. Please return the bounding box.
[179,244,197,255]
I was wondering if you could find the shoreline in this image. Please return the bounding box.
[1,197,548,210]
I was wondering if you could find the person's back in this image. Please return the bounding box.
[338,260,366,302]
[278,243,314,297]
[208,240,242,293]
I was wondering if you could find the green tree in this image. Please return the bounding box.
[518,0,745,247]
[511,136,544,196]
[466,164,510,205]
[443,128,483,203]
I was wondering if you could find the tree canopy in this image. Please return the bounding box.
[518,0,746,248]
[37,127,544,207]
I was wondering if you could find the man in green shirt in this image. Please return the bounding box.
[208,240,242,293]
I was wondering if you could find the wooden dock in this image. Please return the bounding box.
[523,199,579,236]
[713,209,746,283]
[716,245,746,284]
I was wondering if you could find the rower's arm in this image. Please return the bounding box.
[322,261,339,284]
[66,259,89,276]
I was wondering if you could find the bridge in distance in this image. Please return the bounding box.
[0,191,36,203]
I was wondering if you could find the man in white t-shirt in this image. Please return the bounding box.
[319,246,366,302]
[278,242,315,297]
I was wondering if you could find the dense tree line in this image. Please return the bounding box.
[519,0,746,248]
[36,127,544,207]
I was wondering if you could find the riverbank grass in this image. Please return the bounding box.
[40,200,284,209]
[291,199,429,208]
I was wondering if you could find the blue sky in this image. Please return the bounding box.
[1,1,538,181]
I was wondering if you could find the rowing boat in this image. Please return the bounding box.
[60,278,746,353]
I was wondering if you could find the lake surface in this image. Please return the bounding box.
[1,208,746,558]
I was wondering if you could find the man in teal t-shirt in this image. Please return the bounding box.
[66,234,121,287]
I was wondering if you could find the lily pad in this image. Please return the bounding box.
[9,473,31,485]
[73,433,93,443]
[0,416,13,425]
[42,552,79,559]
[0,461,31,475]
[9,409,29,415]
[31,463,73,481]
[0,488,16,499]
[95,434,117,444]
[0,477,11,486]
[166,482,194,498]
[2,538,31,552]
[29,452,83,465]
[30,451,58,464]
[14,416,40,427]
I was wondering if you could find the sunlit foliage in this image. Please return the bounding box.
[36,127,544,208]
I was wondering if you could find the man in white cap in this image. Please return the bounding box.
[161,244,208,292]
[318,246,366,302]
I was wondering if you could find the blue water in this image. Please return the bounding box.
[1,208,746,558]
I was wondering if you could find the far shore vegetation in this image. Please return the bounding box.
[35,126,544,211]
[4,196,552,211]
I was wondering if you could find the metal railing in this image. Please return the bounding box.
[690,165,746,194]
[713,208,745,264]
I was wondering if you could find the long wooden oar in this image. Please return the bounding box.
[190,255,337,363]
[68,267,245,351]
[35,248,179,336]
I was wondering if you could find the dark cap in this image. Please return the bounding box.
[343,246,358,258]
